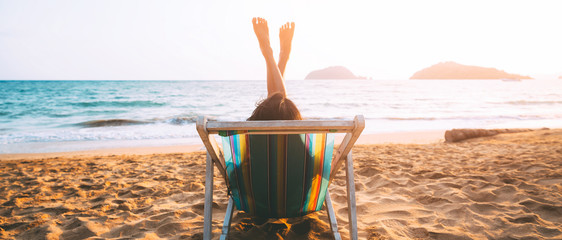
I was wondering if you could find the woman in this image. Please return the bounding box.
[248,17,302,121]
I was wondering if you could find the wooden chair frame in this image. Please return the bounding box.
[196,115,365,240]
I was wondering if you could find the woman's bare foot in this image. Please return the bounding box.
[252,17,273,58]
[278,22,295,75]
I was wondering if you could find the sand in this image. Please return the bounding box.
[1,129,561,239]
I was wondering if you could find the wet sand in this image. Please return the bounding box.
[1,129,561,239]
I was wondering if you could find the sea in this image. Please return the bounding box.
[1,79,561,154]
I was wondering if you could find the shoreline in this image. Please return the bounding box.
[0,130,446,161]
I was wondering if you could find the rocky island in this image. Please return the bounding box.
[305,66,367,80]
[410,62,532,80]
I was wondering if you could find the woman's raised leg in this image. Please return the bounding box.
[278,22,295,77]
[252,17,287,97]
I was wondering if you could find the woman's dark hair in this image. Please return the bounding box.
[248,92,302,120]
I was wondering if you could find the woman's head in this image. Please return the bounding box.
[248,92,302,120]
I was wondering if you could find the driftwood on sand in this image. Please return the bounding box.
[444,128,538,142]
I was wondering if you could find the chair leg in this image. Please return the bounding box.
[220,197,234,240]
[203,152,214,240]
[325,192,342,240]
[345,152,358,240]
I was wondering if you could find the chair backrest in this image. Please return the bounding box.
[221,133,334,218]
[196,115,365,218]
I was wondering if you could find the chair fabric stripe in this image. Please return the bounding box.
[301,135,312,213]
[268,135,278,215]
[232,135,248,212]
[310,133,325,212]
[317,134,334,211]
[275,135,287,216]
[249,135,268,215]
[221,133,334,218]
[286,134,306,216]
[222,136,242,210]
[240,135,255,215]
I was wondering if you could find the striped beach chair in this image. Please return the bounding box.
[196,115,364,240]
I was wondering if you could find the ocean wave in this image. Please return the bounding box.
[47,113,73,118]
[258,115,558,122]
[0,125,200,145]
[164,116,198,125]
[503,100,562,105]
[70,100,166,108]
[77,110,129,116]
[302,117,347,121]
[74,115,200,128]
[385,117,437,121]
[373,115,559,121]
[76,119,150,128]
[7,109,43,119]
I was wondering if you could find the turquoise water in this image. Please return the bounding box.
[1,79,561,153]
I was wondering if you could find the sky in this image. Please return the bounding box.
[1,0,561,80]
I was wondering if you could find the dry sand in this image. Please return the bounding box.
[1,129,561,239]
